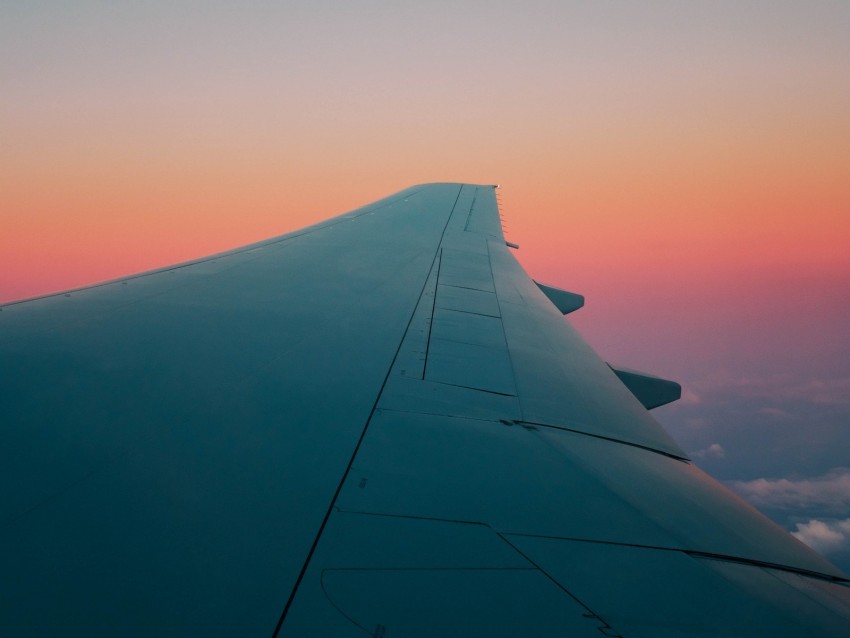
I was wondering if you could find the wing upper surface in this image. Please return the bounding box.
[278,185,850,637]
[1,185,459,635]
[2,183,848,637]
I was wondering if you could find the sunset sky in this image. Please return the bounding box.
[2,1,849,569]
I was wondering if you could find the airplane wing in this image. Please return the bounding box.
[2,183,848,636]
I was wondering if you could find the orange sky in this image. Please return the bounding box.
[2,2,849,380]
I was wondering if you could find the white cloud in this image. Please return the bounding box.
[792,519,850,553]
[692,443,725,459]
[728,469,850,511]
[678,389,701,406]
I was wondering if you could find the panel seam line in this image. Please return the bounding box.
[485,238,524,421]
[271,184,465,636]
[421,248,442,380]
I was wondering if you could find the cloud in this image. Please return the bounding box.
[792,378,850,406]
[692,443,725,459]
[792,519,850,553]
[728,468,850,512]
[677,389,701,406]
[708,374,850,406]
[756,406,790,418]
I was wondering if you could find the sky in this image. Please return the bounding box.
[2,1,849,571]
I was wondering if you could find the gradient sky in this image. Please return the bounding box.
[2,1,849,569]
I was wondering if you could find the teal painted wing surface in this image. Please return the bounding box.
[2,184,849,637]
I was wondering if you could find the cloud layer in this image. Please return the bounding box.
[728,468,850,512]
[792,519,850,554]
[726,376,850,407]
[728,469,850,562]
[692,443,725,459]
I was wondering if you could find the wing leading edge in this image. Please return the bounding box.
[1,183,848,636]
